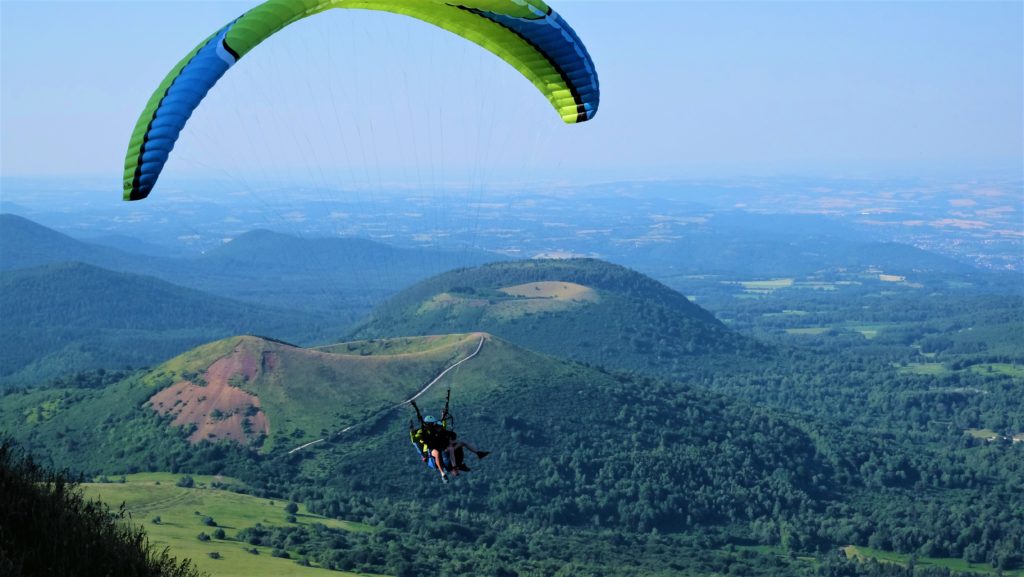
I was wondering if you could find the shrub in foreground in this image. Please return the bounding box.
[0,439,201,577]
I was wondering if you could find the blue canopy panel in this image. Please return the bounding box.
[128,24,238,201]
[460,6,599,123]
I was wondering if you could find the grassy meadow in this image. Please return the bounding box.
[843,546,1024,577]
[82,474,378,577]
[899,362,1024,378]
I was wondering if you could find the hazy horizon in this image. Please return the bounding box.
[3,0,1022,187]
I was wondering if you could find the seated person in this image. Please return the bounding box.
[410,400,488,483]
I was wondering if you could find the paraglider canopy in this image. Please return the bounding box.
[123,0,600,201]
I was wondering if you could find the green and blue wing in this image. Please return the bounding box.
[123,0,600,201]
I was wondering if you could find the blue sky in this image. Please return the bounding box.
[2,1,1022,186]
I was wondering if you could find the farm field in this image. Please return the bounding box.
[784,327,831,336]
[761,310,809,317]
[899,363,950,376]
[843,546,1024,577]
[899,362,1024,378]
[967,363,1024,378]
[778,321,902,340]
[846,324,892,339]
[965,428,1002,440]
[731,278,795,292]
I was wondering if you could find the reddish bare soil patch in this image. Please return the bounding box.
[149,346,269,445]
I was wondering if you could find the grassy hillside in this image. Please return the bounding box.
[0,263,333,387]
[0,332,833,575]
[0,333,491,464]
[353,259,763,373]
[82,474,377,577]
[3,332,1020,576]
[0,440,201,577]
[140,333,487,451]
[295,334,836,529]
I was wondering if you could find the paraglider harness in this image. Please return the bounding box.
[409,389,465,474]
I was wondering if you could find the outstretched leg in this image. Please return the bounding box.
[447,445,462,475]
[430,449,448,482]
[452,440,489,459]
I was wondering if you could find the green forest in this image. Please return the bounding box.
[3,297,1021,577]
[1,227,1021,577]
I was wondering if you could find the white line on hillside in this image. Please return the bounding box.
[286,335,486,454]
[399,335,485,407]
[289,438,325,452]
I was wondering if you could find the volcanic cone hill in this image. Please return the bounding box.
[0,331,848,538]
[351,258,765,373]
[0,333,500,474]
[138,333,492,452]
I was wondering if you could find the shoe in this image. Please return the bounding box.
[476,451,490,460]
[458,463,471,472]
[441,473,449,484]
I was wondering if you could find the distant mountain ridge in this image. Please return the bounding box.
[612,210,991,288]
[77,233,192,258]
[0,262,326,386]
[0,213,146,272]
[0,213,501,317]
[0,214,505,386]
[354,259,763,372]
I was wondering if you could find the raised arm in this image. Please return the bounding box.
[410,400,425,425]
